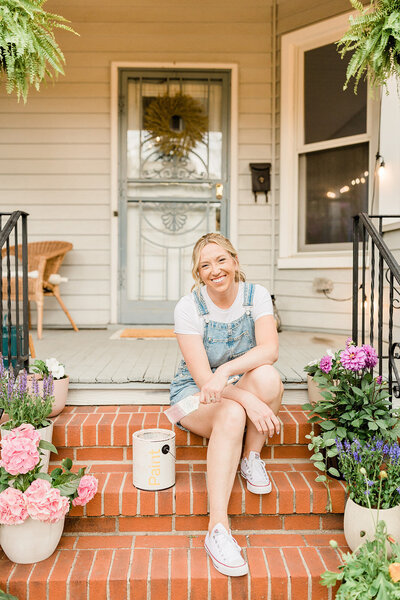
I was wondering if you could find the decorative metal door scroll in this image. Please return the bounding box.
[119,69,230,323]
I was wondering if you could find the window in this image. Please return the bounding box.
[279,14,378,268]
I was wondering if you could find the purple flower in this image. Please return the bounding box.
[319,355,333,373]
[367,480,375,487]
[17,370,28,396]
[397,487,400,494]
[340,346,367,371]
[362,344,378,369]
[346,337,354,347]
[344,440,351,452]
[352,451,361,463]
[32,376,39,397]
[376,376,383,385]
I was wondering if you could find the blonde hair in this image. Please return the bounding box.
[191,232,246,291]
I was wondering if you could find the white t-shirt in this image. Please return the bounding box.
[174,282,273,336]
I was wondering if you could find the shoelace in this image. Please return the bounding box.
[248,457,269,482]
[212,529,242,561]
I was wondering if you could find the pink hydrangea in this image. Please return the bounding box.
[362,344,378,369]
[72,475,98,507]
[340,345,367,371]
[0,487,28,525]
[0,425,41,475]
[319,355,332,373]
[7,424,41,446]
[25,479,69,523]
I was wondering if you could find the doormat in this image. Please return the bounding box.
[119,328,175,338]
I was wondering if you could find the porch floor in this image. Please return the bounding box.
[32,327,344,385]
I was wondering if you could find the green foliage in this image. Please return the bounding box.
[321,521,400,598]
[0,367,54,429]
[30,359,49,377]
[337,0,400,92]
[0,0,78,102]
[337,438,400,509]
[0,589,19,600]
[304,342,400,512]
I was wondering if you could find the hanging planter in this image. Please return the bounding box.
[337,0,400,93]
[0,0,78,102]
[144,93,208,159]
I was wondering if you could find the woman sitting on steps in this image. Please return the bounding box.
[169,232,283,577]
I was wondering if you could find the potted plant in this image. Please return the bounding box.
[30,358,69,417]
[0,0,77,102]
[303,338,400,511]
[0,423,98,564]
[337,0,400,93]
[336,437,400,551]
[321,521,400,598]
[0,360,54,472]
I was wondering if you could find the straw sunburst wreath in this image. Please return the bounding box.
[144,93,208,159]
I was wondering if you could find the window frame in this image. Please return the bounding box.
[278,13,379,269]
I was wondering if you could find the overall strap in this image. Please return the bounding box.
[243,282,255,307]
[192,287,209,316]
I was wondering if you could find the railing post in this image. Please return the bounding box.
[352,215,359,345]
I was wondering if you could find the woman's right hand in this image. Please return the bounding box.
[244,395,280,437]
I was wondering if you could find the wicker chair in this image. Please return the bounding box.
[2,241,79,339]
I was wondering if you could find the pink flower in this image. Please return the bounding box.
[340,345,367,371]
[362,344,378,369]
[376,375,383,385]
[0,488,28,525]
[7,423,41,446]
[346,337,354,347]
[319,355,333,373]
[0,426,41,475]
[25,479,69,523]
[72,475,98,507]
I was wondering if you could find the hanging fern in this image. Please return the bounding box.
[337,0,400,93]
[0,0,78,102]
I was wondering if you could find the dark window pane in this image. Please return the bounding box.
[304,43,367,144]
[300,143,369,246]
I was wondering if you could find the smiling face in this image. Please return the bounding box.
[197,242,239,293]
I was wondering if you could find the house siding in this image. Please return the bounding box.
[0,0,359,332]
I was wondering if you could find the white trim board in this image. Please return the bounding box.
[67,385,307,406]
[110,62,239,323]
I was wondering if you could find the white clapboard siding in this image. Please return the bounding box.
[0,0,357,328]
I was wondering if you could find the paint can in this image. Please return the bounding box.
[132,428,176,491]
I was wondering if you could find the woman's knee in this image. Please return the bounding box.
[242,365,283,401]
[213,399,246,433]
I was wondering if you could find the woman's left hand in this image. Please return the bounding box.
[199,368,229,404]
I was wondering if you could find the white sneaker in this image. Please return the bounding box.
[240,451,272,494]
[204,523,248,577]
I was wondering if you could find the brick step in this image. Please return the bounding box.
[64,464,345,521]
[52,404,312,451]
[1,532,345,600]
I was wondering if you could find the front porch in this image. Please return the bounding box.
[32,327,344,405]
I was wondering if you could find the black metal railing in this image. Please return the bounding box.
[352,213,400,399]
[0,211,29,372]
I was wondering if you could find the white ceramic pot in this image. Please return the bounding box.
[0,516,64,564]
[1,421,54,474]
[27,374,69,417]
[344,497,400,555]
[50,376,69,417]
[307,374,325,405]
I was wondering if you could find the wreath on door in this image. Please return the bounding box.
[144,93,208,159]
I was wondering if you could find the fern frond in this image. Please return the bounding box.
[0,0,78,102]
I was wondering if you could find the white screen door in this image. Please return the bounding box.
[118,69,231,323]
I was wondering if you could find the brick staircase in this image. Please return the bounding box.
[0,405,345,599]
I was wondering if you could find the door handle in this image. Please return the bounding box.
[215,183,223,200]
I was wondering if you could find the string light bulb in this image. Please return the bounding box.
[378,158,386,176]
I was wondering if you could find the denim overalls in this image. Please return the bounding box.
[170,283,256,431]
